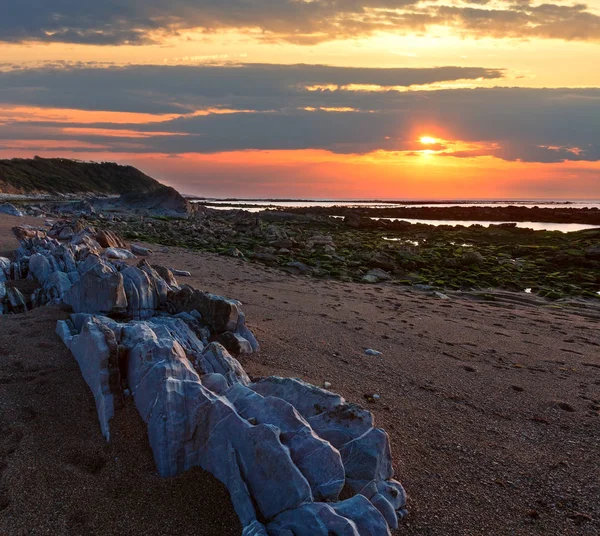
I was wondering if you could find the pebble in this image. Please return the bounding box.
[365,349,382,356]
[323,381,332,389]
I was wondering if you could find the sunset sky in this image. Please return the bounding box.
[1,0,600,198]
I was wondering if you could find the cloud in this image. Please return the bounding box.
[1,0,600,45]
[0,64,599,163]
[0,63,504,114]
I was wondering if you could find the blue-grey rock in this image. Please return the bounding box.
[28,253,53,284]
[201,373,230,394]
[226,383,345,501]
[0,203,23,217]
[0,257,10,282]
[308,403,374,449]
[121,266,161,319]
[329,495,391,536]
[105,247,136,260]
[56,316,120,440]
[339,428,393,483]
[250,377,344,419]
[201,342,250,385]
[267,502,361,535]
[65,261,127,315]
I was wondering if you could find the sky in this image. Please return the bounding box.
[1,0,600,199]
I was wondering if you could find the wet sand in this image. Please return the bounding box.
[1,214,599,535]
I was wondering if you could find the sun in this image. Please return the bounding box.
[419,136,438,145]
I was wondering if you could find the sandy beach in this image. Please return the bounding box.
[0,213,598,535]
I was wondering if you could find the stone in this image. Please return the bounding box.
[151,264,178,286]
[28,253,54,284]
[363,269,391,283]
[64,261,128,315]
[171,268,192,277]
[121,265,161,319]
[461,251,485,266]
[0,257,10,282]
[7,287,27,313]
[226,247,244,258]
[168,287,240,334]
[44,271,74,301]
[340,427,394,484]
[218,331,254,356]
[251,377,344,419]
[307,403,374,449]
[226,383,345,501]
[131,244,152,256]
[200,342,251,385]
[105,247,136,260]
[56,316,122,440]
[283,261,311,275]
[0,203,23,217]
[365,349,382,356]
[96,229,127,249]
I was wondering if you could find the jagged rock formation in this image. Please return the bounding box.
[3,219,407,535]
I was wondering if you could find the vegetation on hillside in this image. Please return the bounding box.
[0,157,165,195]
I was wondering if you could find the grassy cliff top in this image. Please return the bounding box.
[0,157,165,195]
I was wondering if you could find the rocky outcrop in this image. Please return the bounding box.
[57,314,407,535]
[4,218,408,535]
[118,185,191,215]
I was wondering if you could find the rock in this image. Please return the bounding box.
[170,268,192,277]
[283,261,311,275]
[344,214,362,229]
[7,287,27,313]
[307,235,335,249]
[370,251,396,271]
[64,261,128,315]
[251,252,279,264]
[56,316,121,440]
[131,244,152,256]
[251,377,344,419]
[200,342,251,385]
[226,247,244,258]
[0,203,23,217]
[226,383,345,501]
[168,287,239,333]
[121,266,162,319]
[308,403,374,449]
[461,251,485,266]
[151,264,178,286]
[323,381,332,389]
[28,253,54,284]
[586,244,600,259]
[0,257,11,282]
[44,271,74,301]
[12,226,45,240]
[362,268,391,283]
[96,229,127,249]
[105,247,136,260]
[365,349,382,356]
[433,291,449,299]
[118,185,191,215]
[218,331,254,356]
[268,497,391,536]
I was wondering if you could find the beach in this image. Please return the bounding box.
[0,212,598,535]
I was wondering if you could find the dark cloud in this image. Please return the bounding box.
[0,64,599,163]
[1,0,599,44]
[0,63,504,114]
